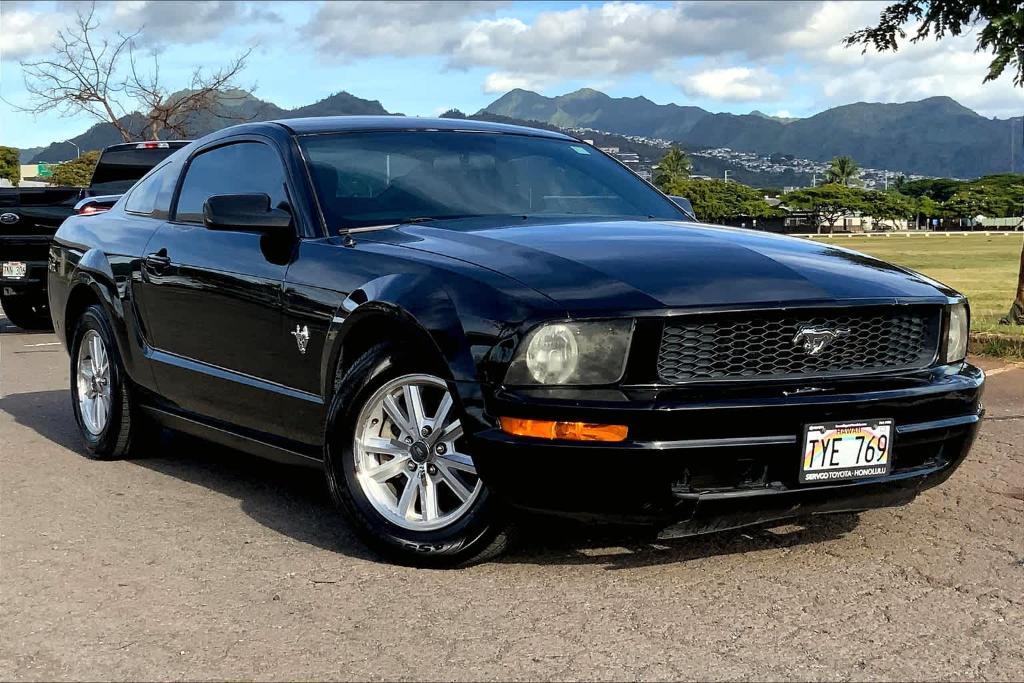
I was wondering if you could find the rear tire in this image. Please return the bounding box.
[69,304,150,459]
[324,342,509,567]
[1,291,53,330]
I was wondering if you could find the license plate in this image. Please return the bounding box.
[800,419,893,483]
[2,262,27,278]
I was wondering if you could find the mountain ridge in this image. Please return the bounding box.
[23,89,391,165]
[481,89,1023,178]
[18,87,1022,178]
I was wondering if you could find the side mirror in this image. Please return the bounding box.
[203,193,292,235]
[668,195,697,221]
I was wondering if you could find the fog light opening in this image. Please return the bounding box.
[499,417,628,442]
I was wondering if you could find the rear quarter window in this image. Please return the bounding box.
[123,162,178,218]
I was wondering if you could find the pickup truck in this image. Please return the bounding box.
[1,141,189,329]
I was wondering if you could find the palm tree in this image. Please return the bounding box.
[825,155,860,186]
[653,146,692,190]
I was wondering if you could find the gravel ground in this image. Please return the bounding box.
[1,317,1022,681]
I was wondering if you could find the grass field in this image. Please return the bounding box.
[806,233,1023,357]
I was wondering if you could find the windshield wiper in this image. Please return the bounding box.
[401,216,477,223]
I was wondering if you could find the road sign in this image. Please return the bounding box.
[36,163,53,178]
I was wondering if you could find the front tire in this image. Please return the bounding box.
[69,304,147,459]
[324,342,508,567]
[1,291,53,330]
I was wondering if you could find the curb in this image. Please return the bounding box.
[969,332,1024,360]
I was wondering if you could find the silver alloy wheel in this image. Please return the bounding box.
[76,329,112,435]
[353,373,483,531]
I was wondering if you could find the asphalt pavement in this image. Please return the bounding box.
[1,315,1022,681]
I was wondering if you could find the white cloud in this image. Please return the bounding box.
[0,6,72,60]
[482,72,548,94]
[302,1,500,60]
[449,2,821,83]
[800,4,1023,118]
[0,1,278,60]
[109,1,278,46]
[784,1,887,53]
[678,67,783,102]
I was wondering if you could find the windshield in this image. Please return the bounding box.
[298,131,684,231]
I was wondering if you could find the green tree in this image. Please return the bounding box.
[662,177,779,223]
[0,146,20,187]
[865,190,917,230]
[914,195,941,228]
[49,150,100,187]
[653,146,692,190]
[782,184,871,233]
[939,176,1024,221]
[845,0,1024,86]
[825,155,861,186]
[897,177,964,202]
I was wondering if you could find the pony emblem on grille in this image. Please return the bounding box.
[792,326,850,356]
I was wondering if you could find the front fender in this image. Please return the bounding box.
[319,272,478,397]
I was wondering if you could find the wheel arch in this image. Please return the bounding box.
[63,249,144,385]
[320,273,478,401]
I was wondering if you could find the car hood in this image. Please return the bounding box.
[378,218,956,312]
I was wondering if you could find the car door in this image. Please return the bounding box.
[137,138,297,437]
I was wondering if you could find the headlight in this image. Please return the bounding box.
[505,320,634,385]
[945,303,968,363]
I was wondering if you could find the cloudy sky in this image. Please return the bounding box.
[1,0,1021,148]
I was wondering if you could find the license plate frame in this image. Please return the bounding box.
[2,261,27,279]
[799,418,893,484]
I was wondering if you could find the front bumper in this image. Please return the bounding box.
[463,362,984,530]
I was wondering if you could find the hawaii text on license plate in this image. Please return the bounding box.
[800,419,893,483]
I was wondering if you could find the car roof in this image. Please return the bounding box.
[269,115,575,140]
[101,141,192,152]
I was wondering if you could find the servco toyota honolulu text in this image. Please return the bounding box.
[48,117,984,566]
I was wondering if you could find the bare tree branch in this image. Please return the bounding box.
[14,2,254,143]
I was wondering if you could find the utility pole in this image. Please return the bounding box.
[724,170,731,183]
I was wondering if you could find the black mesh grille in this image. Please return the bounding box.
[657,307,940,383]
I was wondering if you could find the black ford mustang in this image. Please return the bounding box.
[48,117,984,566]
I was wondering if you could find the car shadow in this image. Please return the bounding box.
[500,512,862,570]
[2,389,862,570]
[0,389,374,561]
[0,322,56,336]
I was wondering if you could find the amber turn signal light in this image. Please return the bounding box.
[499,417,628,442]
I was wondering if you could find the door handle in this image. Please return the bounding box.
[143,251,171,272]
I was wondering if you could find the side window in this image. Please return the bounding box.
[123,164,167,215]
[174,142,289,224]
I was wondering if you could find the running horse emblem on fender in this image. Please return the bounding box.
[792,325,850,356]
[291,324,310,355]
